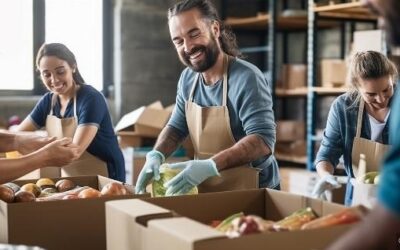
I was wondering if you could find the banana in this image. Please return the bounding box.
[359,171,379,184]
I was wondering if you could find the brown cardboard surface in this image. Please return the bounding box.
[320,59,347,87]
[0,176,146,250]
[276,120,305,142]
[280,64,307,89]
[106,189,357,250]
[105,199,174,250]
[114,101,171,138]
[118,131,143,148]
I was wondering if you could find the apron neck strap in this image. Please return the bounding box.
[222,55,229,106]
[188,54,229,106]
[50,93,77,118]
[355,98,365,138]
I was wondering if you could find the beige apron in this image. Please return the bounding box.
[45,94,108,178]
[351,99,390,178]
[185,55,259,193]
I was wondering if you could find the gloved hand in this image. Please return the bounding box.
[311,175,342,200]
[135,150,165,194]
[164,159,220,196]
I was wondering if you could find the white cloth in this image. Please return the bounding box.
[368,110,390,143]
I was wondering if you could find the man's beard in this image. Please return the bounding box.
[179,35,220,72]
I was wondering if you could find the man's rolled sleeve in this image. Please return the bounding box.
[237,72,276,152]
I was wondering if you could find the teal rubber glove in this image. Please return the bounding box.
[311,175,341,200]
[164,159,220,196]
[135,150,165,194]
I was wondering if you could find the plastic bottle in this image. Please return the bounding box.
[356,154,367,183]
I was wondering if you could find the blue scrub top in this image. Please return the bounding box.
[29,84,125,182]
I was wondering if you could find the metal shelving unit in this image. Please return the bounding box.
[306,0,378,170]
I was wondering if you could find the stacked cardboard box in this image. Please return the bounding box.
[279,64,307,90]
[115,101,172,148]
[106,189,358,250]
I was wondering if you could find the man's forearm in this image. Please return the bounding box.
[212,134,271,171]
[0,132,17,152]
[154,126,186,158]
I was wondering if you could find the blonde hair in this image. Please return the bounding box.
[348,51,398,103]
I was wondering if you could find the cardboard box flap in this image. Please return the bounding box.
[115,106,146,131]
[147,217,225,249]
[147,101,164,109]
[265,189,307,220]
[106,199,172,219]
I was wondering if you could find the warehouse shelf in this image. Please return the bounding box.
[275,86,348,97]
[240,45,270,53]
[306,0,379,170]
[312,86,348,95]
[313,2,377,21]
[275,152,307,165]
[225,13,336,30]
[275,87,308,97]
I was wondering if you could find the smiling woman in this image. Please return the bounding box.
[15,43,126,182]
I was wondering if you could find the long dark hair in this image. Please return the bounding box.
[36,43,85,85]
[168,0,242,58]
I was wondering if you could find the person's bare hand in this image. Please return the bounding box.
[15,132,56,155]
[40,137,80,167]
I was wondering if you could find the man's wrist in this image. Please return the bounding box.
[147,150,165,163]
[207,159,220,176]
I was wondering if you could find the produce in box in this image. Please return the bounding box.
[151,164,198,197]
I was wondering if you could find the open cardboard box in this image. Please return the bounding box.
[115,101,172,138]
[0,175,147,250]
[106,189,357,250]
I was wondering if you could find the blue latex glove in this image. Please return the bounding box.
[135,150,165,194]
[164,159,220,196]
[311,175,341,200]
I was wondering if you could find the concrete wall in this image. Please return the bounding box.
[114,0,184,118]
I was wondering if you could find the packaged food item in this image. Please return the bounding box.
[272,207,317,231]
[151,164,198,197]
[301,205,367,230]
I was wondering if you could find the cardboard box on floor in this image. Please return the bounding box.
[106,189,356,250]
[115,101,172,138]
[0,175,147,250]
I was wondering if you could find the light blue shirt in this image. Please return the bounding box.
[167,58,279,188]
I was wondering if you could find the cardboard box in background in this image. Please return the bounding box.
[279,64,307,89]
[106,189,354,250]
[0,176,146,250]
[115,101,172,138]
[353,29,385,53]
[276,120,305,142]
[320,59,347,87]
